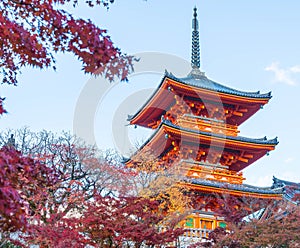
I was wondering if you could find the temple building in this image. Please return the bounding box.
[125,7,297,239]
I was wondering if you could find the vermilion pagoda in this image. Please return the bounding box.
[126,7,284,236]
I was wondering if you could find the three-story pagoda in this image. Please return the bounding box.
[126,7,281,235]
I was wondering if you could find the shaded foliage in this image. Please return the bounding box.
[0,0,134,85]
[0,0,137,115]
[213,194,271,225]
[0,98,6,115]
[0,129,131,221]
[189,194,300,248]
[20,195,184,247]
[0,146,57,233]
[212,204,300,248]
[0,129,185,247]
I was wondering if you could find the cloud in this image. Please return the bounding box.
[265,62,300,86]
[284,157,294,164]
[255,174,273,187]
[253,171,300,187]
[278,171,300,183]
[290,65,300,73]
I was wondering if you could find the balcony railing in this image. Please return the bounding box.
[176,114,239,137]
[181,160,245,184]
[182,228,211,239]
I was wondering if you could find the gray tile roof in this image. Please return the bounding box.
[163,119,279,145]
[166,71,272,99]
[124,119,278,164]
[189,177,282,195]
[272,177,300,204]
[128,71,272,122]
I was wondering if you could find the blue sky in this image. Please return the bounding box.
[1,1,300,186]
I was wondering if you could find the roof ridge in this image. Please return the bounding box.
[165,72,272,98]
[161,119,279,145]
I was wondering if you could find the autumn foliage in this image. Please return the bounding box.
[188,194,300,248]
[0,130,185,247]
[208,204,300,248]
[21,195,184,248]
[0,146,57,233]
[0,0,134,85]
[81,196,184,247]
[0,0,137,115]
[0,98,6,115]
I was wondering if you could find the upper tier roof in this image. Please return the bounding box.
[128,70,273,127]
[167,70,272,99]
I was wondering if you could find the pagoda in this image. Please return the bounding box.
[126,7,281,237]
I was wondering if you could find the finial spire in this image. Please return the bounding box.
[191,7,200,69]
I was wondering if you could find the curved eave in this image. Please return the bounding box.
[129,73,272,127]
[124,122,168,167]
[163,120,278,148]
[128,75,167,125]
[272,177,300,204]
[185,179,282,200]
[125,120,278,170]
[167,72,272,100]
[272,176,300,188]
[185,182,282,200]
[166,76,272,104]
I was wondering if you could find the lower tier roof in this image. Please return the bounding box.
[186,177,300,202]
[186,178,282,199]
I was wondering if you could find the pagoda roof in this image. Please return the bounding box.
[128,71,272,127]
[125,119,278,171]
[272,176,300,188]
[166,71,272,99]
[187,177,282,199]
[162,119,278,146]
[272,176,300,204]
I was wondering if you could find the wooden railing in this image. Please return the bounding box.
[181,160,245,184]
[161,227,211,240]
[182,228,211,239]
[176,114,239,137]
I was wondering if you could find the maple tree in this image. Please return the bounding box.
[0,98,6,116]
[0,146,57,234]
[187,193,300,248]
[212,194,272,225]
[0,0,136,115]
[22,195,184,248]
[0,130,189,247]
[127,148,192,226]
[0,129,131,217]
[82,195,184,247]
[0,130,186,247]
[210,203,300,248]
[0,130,126,246]
[0,0,134,85]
